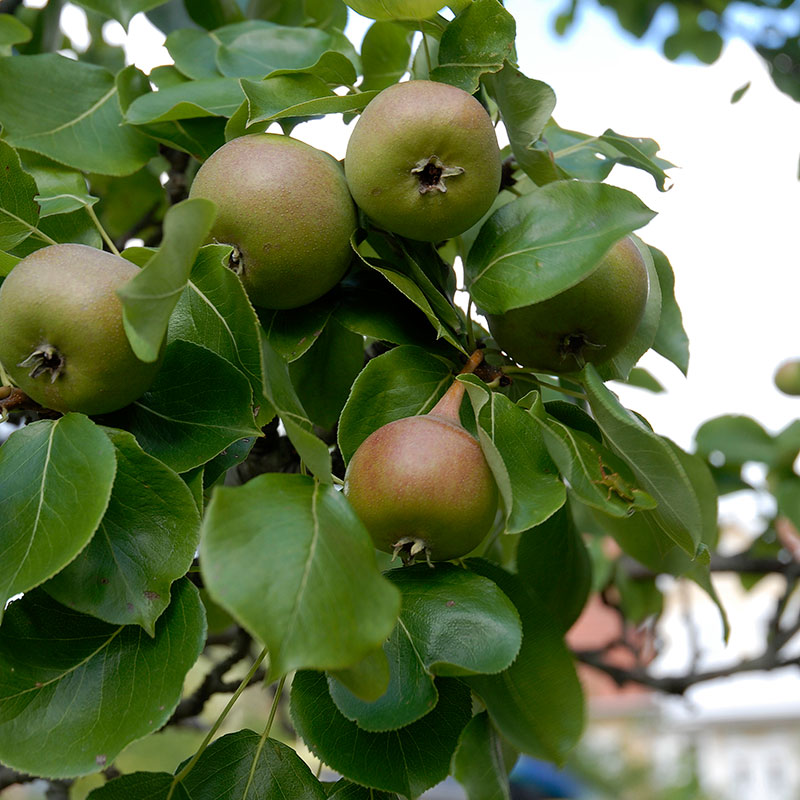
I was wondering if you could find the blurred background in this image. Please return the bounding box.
[3,1,800,798]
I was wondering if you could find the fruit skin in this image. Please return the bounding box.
[344,80,502,241]
[344,0,445,20]
[344,412,498,561]
[775,360,800,396]
[189,133,356,310]
[0,244,161,415]
[486,237,649,373]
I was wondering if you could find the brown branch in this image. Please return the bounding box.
[622,554,800,579]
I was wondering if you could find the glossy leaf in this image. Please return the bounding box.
[649,246,689,374]
[168,244,264,399]
[291,670,472,799]
[125,77,245,124]
[360,21,412,92]
[261,334,332,481]
[485,63,556,182]
[0,579,205,778]
[0,414,116,622]
[466,181,656,314]
[115,339,261,473]
[86,772,178,800]
[338,344,455,463]
[461,377,566,533]
[0,54,156,175]
[429,0,516,92]
[516,506,592,632]
[583,365,703,556]
[0,140,40,251]
[465,559,585,764]
[328,780,399,800]
[452,712,512,800]
[259,295,336,361]
[118,198,216,363]
[44,429,200,634]
[328,563,522,731]
[201,474,401,678]
[23,152,98,217]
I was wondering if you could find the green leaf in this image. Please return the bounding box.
[0,15,32,51]
[241,75,377,125]
[452,712,512,800]
[201,474,401,678]
[115,339,261,473]
[0,54,156,176]
[23,152,98,217]
[338,344,454,463]
[429,0,516,92]
[516,505,591,632]
[291,670,472,799]
[72,0,171,28]
[466,181,656,314]
[582,365,703,556]
[328,563,522,731]
[731,81,751,103]
[259,294,336,361]
[695,414,775,466]
[485,63,556,182]
[328,780,399,800]
[360,21,413,92]
[260,334,333,482]
[289,319,365,430]
[44,428,200,634]
[0,414,116,622]
[87,772,177,800]
[0,250,21,277]
[125,77,245,124]
[0,140,40,251]
[619,367,665,393]
[461,378,566,534]
[647,247,689,373]
[119,198,217,363]
[0,579,205,778]
[465,559,585,764]
[168,244,264,400]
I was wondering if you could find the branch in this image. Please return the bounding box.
[622,553,800,579]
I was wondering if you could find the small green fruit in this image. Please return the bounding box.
[0,244,161,415]
[345,80,502,241]
[189,134,357,310]
[344,375,498,562]
[775,360,800,396]
[486,237,650,373]
[344,0,445,20]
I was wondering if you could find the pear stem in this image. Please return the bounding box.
[430,349,484,422]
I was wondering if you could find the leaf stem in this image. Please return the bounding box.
[465,296,476,353]
[552,135,601,159]
[240,674,286,799]
[167,646,268,799]
[421,31,433,75]
[501,367,587,400]
[3,208,58,246]
[86,205,120,256]
[331,475,345,487]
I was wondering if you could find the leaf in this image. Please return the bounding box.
[328,563,522,731]
[23,152,99,217]
[114,339,261,473]
[360,21,412,92]
[516,505,592,632]
[649,246,689,374]
[328,780,399,800]
[452,712,511,800]
[125,77,245,124]
[461,378,566,534]
[291,670,472,799]
[0,54,156,176]
[118,198,217,363]
[87,773,178,800]
[200,474,401,678]
[484,63,556,182]
[0,250,21,277]
[289,319,365,430]
[259,294,336,361]
[429,0,516,93]
[0,579,205,778]
[582,365,703,556]
[0,140,40,251]
[465,559,585,764]
[338,345,455,463]
[44,428,200,634]
[731,81,751,103]
[465,181,656,314]
[72,0,171,28]
[260,334,333,482]
[241,75,377,125]
[0,414,116,622]
[694,414,775,466]
[168,244,264,399]
[0,15,32,51]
